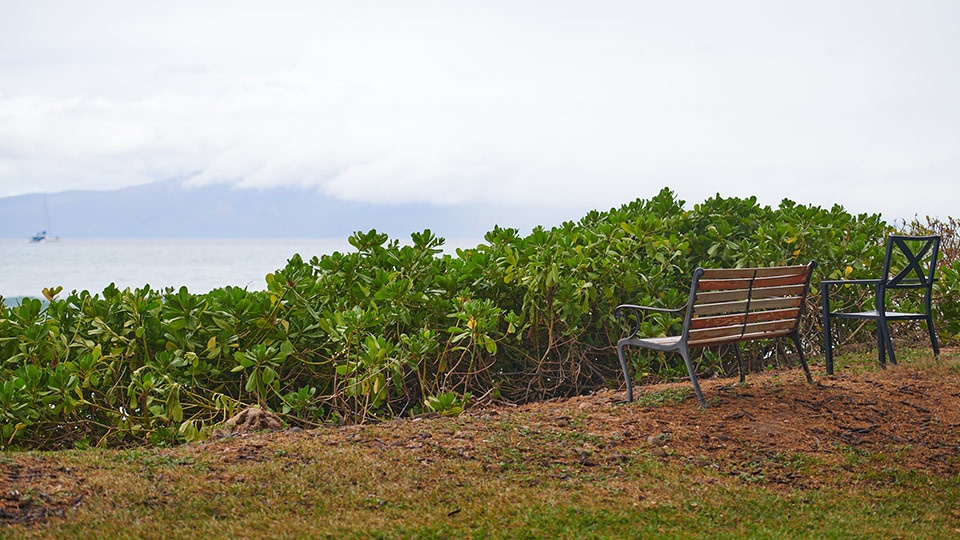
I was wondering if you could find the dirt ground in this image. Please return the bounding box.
[4,353,960,526]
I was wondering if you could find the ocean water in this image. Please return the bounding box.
[0,238,354,299]
[1,237,484,300]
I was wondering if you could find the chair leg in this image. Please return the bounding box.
[927,316,940,357]
[733,343,745,383]
[679,345,707,408]
[789,332,814,384]
[821,284,834,375]
[876,325,887,368]
[616,341,634,402]
[881,320,897,366]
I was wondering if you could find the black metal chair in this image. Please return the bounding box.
[821,235,941,374]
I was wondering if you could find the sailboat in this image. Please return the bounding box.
[28,196,60,243]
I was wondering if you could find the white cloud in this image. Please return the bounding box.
[1,1,959,220]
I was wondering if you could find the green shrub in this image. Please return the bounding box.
[1,188,954,449]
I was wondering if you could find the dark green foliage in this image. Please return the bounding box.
[1,188,956,449]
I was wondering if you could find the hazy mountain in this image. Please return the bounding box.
[1,180,577,240]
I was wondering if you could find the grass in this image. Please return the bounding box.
[17,454,958,539]
[828,342,939,374]
[4,348,960,538]
[632,386,692,408]
[7,464,958,538]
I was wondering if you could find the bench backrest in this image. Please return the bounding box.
[681,262,817,348]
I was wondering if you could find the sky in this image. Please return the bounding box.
[1,0,959,223]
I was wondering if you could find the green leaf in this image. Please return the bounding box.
[245,372,260,393]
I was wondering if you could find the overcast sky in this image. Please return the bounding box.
[1,1,958,222]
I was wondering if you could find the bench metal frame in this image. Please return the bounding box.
[615,262,817,407]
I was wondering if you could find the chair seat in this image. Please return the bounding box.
[830,310,928,321]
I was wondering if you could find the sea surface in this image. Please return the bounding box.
[0,238,357,299]
[1,237,483,300]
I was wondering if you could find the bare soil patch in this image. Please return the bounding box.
[4,354,960,526]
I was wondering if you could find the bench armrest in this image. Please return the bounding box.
[614,304,685,315]
[614,304,685,340]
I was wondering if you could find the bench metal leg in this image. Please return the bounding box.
[733,343,745,384]
[618,342,706,407]
[789,332,814,384]
[679,345,707,408]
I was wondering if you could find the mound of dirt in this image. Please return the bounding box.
[481,356,960,485]
[221,407,283,434]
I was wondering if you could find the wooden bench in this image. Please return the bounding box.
[615,261,817,407]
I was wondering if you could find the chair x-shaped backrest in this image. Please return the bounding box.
[883,235,940,290]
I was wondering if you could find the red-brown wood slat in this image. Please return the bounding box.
[695,288,752,304]
[746,308,800,324]
[698,265,809,290]
[699,268,760,279]
[689,313,747,329]
[694,300,752,317]
[750,273,809,288]
[695,284,806,304]
[688,325,745,343]
[685,335,744,347]
[690,308,800,330]
[688,320,797,347]
[693,296,802,317]
[748,283,808,299]
[697,278,755,292]
[746,297,803,311]
[699,265,810,279]
[697,272,808,293]
[689,329,796,348]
